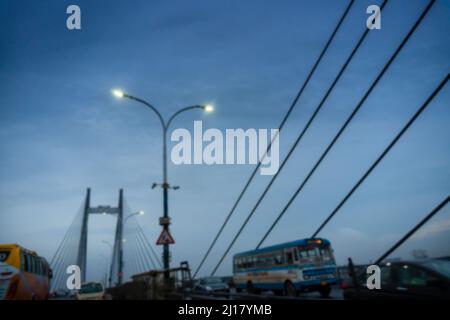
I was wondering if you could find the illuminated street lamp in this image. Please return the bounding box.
[112,89,125,98]
[112,89,213,275]
[123,210,145,226]
[204,104,214,113]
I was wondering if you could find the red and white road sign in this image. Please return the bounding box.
[156,228,175,245]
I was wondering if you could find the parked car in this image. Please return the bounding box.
[76,282,105,300]
[343,259,450,300]
[194,276,229,293]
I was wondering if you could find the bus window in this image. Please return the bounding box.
[0,250,10,262]
[274,254,282,265]
[24,254,30,272]
[252,256,258,268]
[29,255,35,273]
[265,254,275,267]
[262,255,268,267]
[256,255,263,268]
[298,246,321,262]
[32,256,38,274]
[298,248,308,259]
[38,259,43,275]
[20,251,25,271]
[256,255,264,268]
[307,248,318,257]
[285,251,294,264]
[35,259,40,275]
[319,246,334,261]
[245,257,251,269]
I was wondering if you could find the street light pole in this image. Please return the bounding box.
[98,254,110,288]
[102,209,143,287]
[102,241,113,288]
[120,210,144,283]
[112,89,213,276]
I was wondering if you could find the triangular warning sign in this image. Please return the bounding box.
[156,228,175,245]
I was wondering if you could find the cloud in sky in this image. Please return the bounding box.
[412,218,450,240]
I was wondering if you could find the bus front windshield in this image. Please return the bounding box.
[0,250,11,262]
[298,245,334,263]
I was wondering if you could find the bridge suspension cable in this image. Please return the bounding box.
[374,195,450,265]
[134,222,157,270]
[50,203,84,291]
[257,0,437,248]
[193,0,356,278]
[309,73,448,238]
[210,0,390,276]
[118,201,161,281]
[135,226,158,269]
[136,221,162,268]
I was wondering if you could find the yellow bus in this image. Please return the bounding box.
[0,244,52,300]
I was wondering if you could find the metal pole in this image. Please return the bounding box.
[118,189,124,285]
[77,187,90,283]
[162,127,170,276]
[102,241,114,288]
[116,93,207,282]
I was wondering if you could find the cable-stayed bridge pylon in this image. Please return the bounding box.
[50,188,160,292]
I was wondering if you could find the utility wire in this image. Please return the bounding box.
[210,0,388,276]
[193,0,356,278]
[311,72,447,238]
[259,0,437,247]
[375,195,450,265]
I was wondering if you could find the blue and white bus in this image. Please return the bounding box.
[232,238,337,297]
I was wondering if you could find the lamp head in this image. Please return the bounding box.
[204,104,214,113]
[112,89,125,98]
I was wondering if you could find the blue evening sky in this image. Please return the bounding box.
[0,0,449,280]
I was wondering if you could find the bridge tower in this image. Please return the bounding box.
[76,188,124,285]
